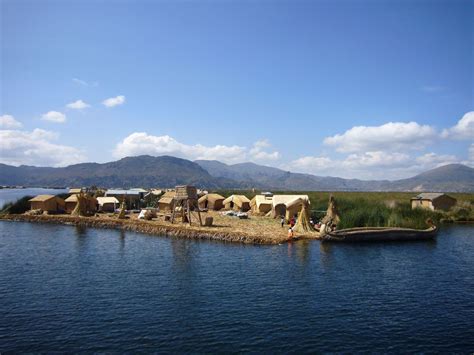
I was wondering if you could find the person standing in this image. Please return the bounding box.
[280,216,285,228]
[288,227,294,240]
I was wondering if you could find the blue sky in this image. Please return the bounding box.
[1,0,473,180]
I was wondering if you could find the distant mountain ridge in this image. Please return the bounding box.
[0,155,472,192]
[195,160,474,192]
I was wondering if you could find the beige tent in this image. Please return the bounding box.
[223,195,251,212]
[271,195,310,222]
[96,196,119,212]
[29,195,65,213]
[250,195,273,214]
[198,193,225,210]
[65,194,97,214]
[158,191,176,212]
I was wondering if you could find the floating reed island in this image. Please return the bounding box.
[0,211,319,245]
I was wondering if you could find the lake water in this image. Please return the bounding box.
[1,221,473,352]
[0,188,68,208]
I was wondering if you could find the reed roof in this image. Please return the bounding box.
[29,195,56,202]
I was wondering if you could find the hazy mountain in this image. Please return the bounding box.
[0,155,240,189]
[195,160,389,191]
[389,164,474,192]
[196,160,474,192]
[0,156,472,192]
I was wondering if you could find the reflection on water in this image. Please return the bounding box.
[0,221,473,353]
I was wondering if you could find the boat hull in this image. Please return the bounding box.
[321,226,438,242]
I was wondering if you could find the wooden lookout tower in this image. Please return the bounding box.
[171,185,203,226]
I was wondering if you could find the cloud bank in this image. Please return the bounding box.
[113,132,280,164]
[0,128,86,167]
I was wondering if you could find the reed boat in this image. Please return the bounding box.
[321,225,438,243]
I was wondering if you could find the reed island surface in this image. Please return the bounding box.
[0,210,320,245]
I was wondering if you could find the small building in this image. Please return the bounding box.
[130,188,148,200]
[198,193,225,210]
[271,195,310,221]
[223,195,251,212]
[96,196,119,212]
[64,194,98,214]
[250,195,273,214]
[158,191,176,212]
[105,189,141,209]
[68,188,83,194]
[411,193,457,211]
[29,195,65,213]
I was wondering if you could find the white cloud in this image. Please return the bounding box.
[0,128,86,167]
[41,111,66,123]
[249,139,280,161]
[0,114,22,128]
[113,133,280,164]
[114,132,246,163]
[288,151,463,180]
[415,152,459,167]
[102,95,125,108]
[324,121,436,153]
[287,156,333,173]
[343,151,410,168]
[66,99,90,110]
[469,144,474,161]
[72,78,98,87]
[441,111,474,140]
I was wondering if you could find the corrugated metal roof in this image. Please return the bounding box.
[106,189,140,196]
[130,188,148,193]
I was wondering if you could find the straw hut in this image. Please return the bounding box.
[250,195,273,214]
[271,195,310,222]
[411,193,456,211]
[29,195,65,213]
[65,194,98,214]
[198,193,225,210]
[223,195,251,212]
[105,189,141,209]
[158,191,176,212]
[96,197,119,212]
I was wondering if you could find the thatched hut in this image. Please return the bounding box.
[411,193,456,211]
[223,195,251,212]
[96,197,119,212]
[198,193,225,210]
[65,194,97,214]
[158,191,176,212]
[29,195,65,213]
[250,195,273,214]
[271,195,310,222]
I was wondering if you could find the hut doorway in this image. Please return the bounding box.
[274,203,286,218]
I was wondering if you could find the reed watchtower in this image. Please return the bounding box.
[170,185,203,226]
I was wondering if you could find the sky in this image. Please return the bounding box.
[1,0,473,180]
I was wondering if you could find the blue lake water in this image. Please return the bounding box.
[0,188,68,208]
[1,221,473,352]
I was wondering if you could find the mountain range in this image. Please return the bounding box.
[0,155,473,192]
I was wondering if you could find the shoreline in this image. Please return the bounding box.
[0,214,319,245]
